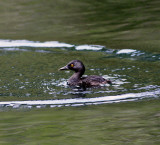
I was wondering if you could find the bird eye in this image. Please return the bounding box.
[70,64,74,67]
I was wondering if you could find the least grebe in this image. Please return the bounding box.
[59,60,111,87]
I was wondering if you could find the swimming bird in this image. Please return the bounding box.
[59,60,111,88]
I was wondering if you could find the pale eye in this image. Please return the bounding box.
[70,64,74,67]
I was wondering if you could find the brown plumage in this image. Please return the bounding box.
[59,60,111,87]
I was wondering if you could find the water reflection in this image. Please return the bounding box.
[0,88,159,109]
[1,39,160,61]
[0,39,73,48]
[0,1,160,145]
[0,39,160,108]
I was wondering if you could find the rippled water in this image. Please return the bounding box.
[0,0,160,144]
[0,39,159,109]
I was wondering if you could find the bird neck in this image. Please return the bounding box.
[71,71,83,80]
[68,71,84,85]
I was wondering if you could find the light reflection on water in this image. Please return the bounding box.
[0,1,160,144]
[0,39,159,61]
[0,39,74,48]
[0,88,159,109]
[0,39,160,108]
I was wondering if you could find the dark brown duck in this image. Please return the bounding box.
[59,60,111,87]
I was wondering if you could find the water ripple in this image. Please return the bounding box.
[0,39,73,48]
[0,39,159,61]
[0,89,159,109]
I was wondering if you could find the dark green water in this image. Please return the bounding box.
[0,0,160,144]
[0,100,159,145]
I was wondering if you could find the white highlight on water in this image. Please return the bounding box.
[0,90,159,108]
[76,45,104,51]
[117,49,136,54]
[0,39,142,54]
[0,39,106,51]
[0,39,73,48]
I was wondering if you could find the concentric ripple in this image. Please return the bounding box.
[0,88,159,109]
[0,39,160,108]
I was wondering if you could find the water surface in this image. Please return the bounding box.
[0,0,160,144]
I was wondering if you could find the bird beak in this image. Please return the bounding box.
[59,65,68,71]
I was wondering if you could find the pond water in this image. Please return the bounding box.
[0,39,159,107]
[0,0,160,144]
